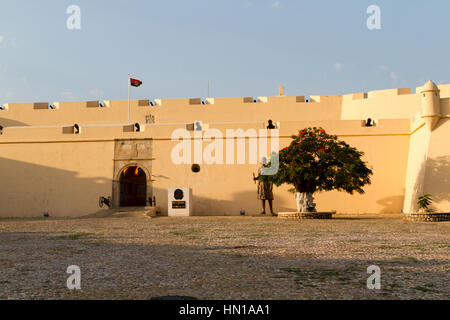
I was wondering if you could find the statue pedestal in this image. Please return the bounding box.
[403,212,450,222]
[278,212,335,220]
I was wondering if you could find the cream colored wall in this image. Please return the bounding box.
[0,83,448,217]
[151,95,343,124]
[0,141,114,217]
[341,89,421,121]
[2,85,446,129]
[0,100,152,126]
[0,118,412,217]
[423,117,450,212]
[151,120,411,215]
[0,95,343,128]
[402,122,430,213]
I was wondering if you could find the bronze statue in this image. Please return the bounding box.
[253,158,276,216]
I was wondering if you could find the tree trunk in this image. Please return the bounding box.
[295,192,317,213]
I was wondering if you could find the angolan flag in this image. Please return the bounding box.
[130,78,142,87]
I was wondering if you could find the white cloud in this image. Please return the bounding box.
[379,65,388,72]
[379,65,399,85]
[88,89,105,98]
[333,63,342,72]
[243,0,253,8]
[0,35,4,44]
[272,1,283,8]
[61,91,75,100]
[390,71,398,84]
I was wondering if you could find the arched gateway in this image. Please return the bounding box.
[119,166,147,207]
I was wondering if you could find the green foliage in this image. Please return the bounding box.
[259,127,373,194]
[417,194,435,213]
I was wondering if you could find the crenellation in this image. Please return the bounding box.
[86,101,100,108]
[0,83,446,134]
[367,88,412,98]
[137,99,150,107]
[0,86,427,113]
[352,92,367,100]
[33,102,51,110]
[257,96,305,103]
[189,98,202,105]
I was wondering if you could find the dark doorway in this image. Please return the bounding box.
[120,166,147,207]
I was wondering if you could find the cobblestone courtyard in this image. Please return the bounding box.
[0,213,448,300]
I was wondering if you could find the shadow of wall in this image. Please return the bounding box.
[154,187,296,217]
[0,118,28,127]
[1,230,449,299]
[422,156,450,211]
[0,157,112,217]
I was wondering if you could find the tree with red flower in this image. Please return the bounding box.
[258,127,373,212]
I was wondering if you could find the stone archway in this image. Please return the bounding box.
[119,166,147,207]
[111,139,153,208]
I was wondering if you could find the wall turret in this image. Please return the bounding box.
[420,80,441,130]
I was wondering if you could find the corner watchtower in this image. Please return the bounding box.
[420,80,441,131]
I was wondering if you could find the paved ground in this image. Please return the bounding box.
[0,213,448,300]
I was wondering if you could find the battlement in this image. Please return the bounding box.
[342,88,414,102]
[1,82,449,128]
[3,83,450,111]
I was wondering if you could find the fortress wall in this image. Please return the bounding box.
[150,119,411,215]
[437,84,450,98]
[0,118,412,217]
[0,141,114,218]
[440,98,450,116]
[1,84,447,130]
[0,118,410,143]
[422,117,450,212]
[0,95,343,128]
[341,88,421,121]
[403,115,450,214]
[0,100,154,127]
[147,95,343,123]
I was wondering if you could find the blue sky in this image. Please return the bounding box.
[1,0,449,103]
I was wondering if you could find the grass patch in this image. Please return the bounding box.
[391,257,420,264]
[280,267,355,284]
[307,233,322,238]
[414,285,439,293]
[390,282,402,289]
[169,228,202,237]
[245,233,265,239]
[50,232,95,240]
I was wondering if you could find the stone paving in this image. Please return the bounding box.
[0,213,448,300]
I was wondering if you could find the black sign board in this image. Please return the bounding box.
[172,201,186,209]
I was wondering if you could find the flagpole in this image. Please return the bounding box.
[128,74,131,124]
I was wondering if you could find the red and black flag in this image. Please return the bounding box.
[130,78,143,87]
